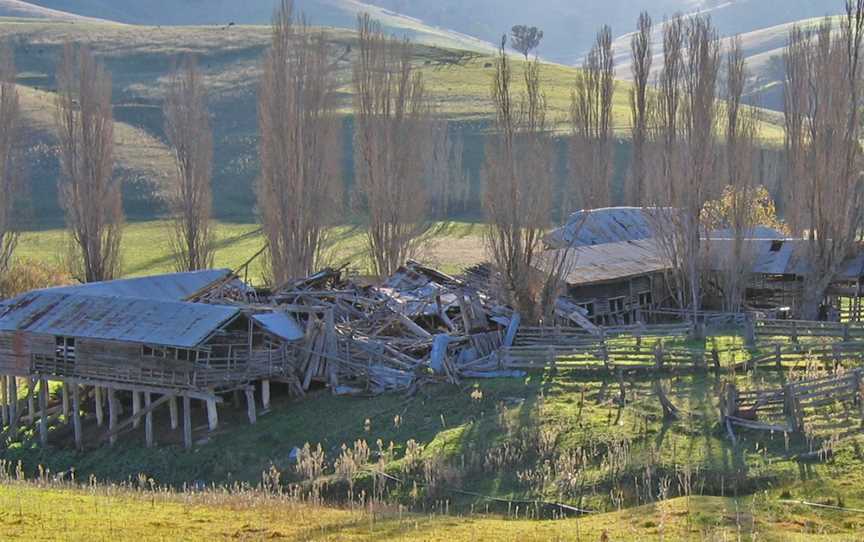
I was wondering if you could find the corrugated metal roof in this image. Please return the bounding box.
[705,226,785,240]
[252,312,304,342]
[47,269,234,302]
[0,291,240,348]
[545,207,656,249]
[704,239,864,280]
[537,239,670,286]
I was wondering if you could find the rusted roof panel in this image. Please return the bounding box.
[0,291,239,348]
[537,239,670,286]
[47,269,234,302]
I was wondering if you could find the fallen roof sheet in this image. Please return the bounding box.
[47,269,235,302]
[0,291,240,348]
[252,312,305,342]
[537,239,670,286]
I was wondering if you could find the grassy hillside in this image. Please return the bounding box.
[0,18,786,228]
[0,483,859,540]
[2,364,864,539]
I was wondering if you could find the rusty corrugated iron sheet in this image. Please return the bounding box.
[0,291,240,348]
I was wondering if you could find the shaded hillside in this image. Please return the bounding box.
[22,0,494,52]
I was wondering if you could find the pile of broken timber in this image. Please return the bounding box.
[272,262,521,396]
[721,368,864,439]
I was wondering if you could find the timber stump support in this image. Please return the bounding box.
[144,392,154,448]
[245,387,257,425]
[94,386,104,427]
[261,380,271,410]
[38,378,48,446]
[169,395,178,430]
[183,395,192,450]
[71,381,82,451]
[132,391,141,429]
[107,387,118,446]
[206,397,218,432]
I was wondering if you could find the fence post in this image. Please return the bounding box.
[712,346,720,372]
[775,344,782,370]
[844,323,851,343]
[783,383,803,434]
[792,322,799,344]
[654,341,664,371]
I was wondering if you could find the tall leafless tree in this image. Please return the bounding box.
[259,0,342,284]
[628,12,653,206]
[718,36,758,312]
[782,25,810,235]
[483,36,554,319]
[164,55,214,272]
[353,13,433,277]
[55,43,122,283]
[784,2,864,318]
[648,15,720,328]
[571,25,616,209]
[0,46,22,276]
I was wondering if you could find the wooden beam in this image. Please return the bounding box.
[245,387,256,425]
[107,387,118,446]
[38,378,48,446]
[183,395,192,450]
[169,395,178,430]
[102,394,172,442]
[71,382,82,451]
[144,392,154,448]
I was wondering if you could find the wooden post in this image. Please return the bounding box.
[261,380,271,410]
[775,344,782,370]
[144,392,154,448]
[27,378,35,424]
[107,387,118,447]
[132,391,141,429]
[654,341,664,371]
[168,395,178,430]
[182,395,192,450]
[71,381,82,451]
[94,386,104,427]
[8,376,17,433]
[843,323,851,343]
[38,378,48,446]
[792,322,799,344]
[0,375,7,427]
[61,383,69,420]
[711,346,720,371]
[206,398,218,432]
[245,387,257,425]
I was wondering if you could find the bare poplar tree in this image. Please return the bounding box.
[0,46,22,275]
[353,13,433,277]
[55,43,122,283]
[571,25,616,209]
[782,25,809,234]
[628,12,653,205]
[719,36,758,312]
[649,15,720,327]
[483,36,554,319]
[164,55,214,272]
[784,2,864,318]
[259,0,342,284]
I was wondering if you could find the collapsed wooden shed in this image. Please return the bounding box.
[0,270,307,450]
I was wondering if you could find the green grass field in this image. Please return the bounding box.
[13,220,488,280]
